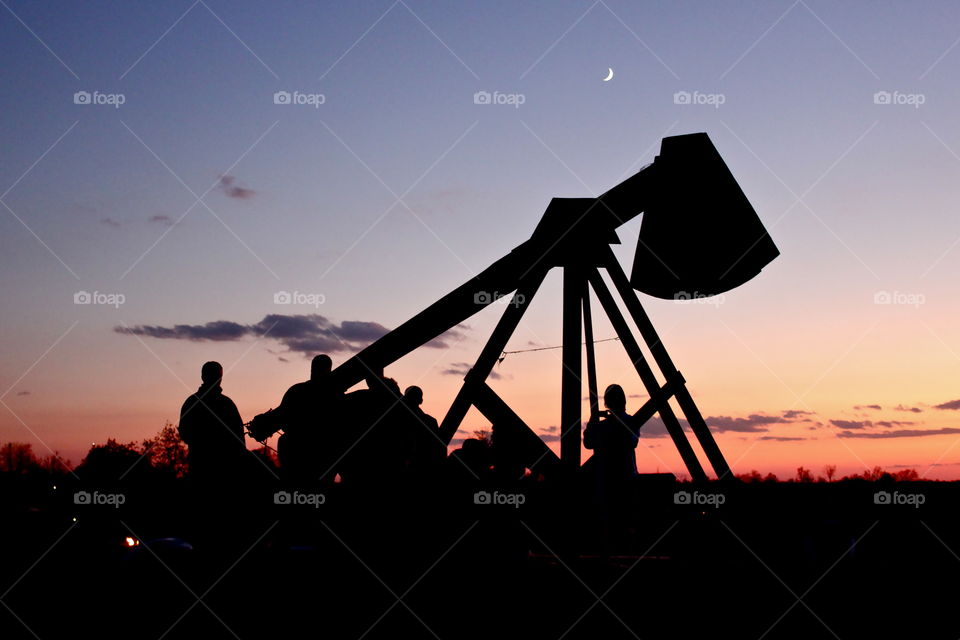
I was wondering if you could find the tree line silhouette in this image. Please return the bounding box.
[0,434,925,485]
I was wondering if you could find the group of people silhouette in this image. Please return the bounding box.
[177,354,644,494]
[178,355,450,490]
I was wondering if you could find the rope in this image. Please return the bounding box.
[499,337,620,363]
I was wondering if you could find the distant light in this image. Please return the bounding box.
[72,517,77,522]
[124,536,140,547]
[52,485,57,490]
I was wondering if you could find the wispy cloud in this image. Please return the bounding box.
[441,361,502,380]
[148,214,174,226]
[830,419,871,430]
[217,174,255,200]
[838,427,960,439]
[934,399,960,410]
[426,324,469,349]
[115,313,455,354]
[705,414,791,433]
[895,404,923,413]
[638,408,814,438]
[640,416,689,438]
[832,418,919,430]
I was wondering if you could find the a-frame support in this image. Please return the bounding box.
[435,252,731,482]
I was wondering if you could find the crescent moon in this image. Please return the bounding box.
[603,68,614,82]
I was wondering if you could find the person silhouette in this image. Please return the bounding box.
[276,354,340,485]
[364,374,407,482]
[583,384,641,551]
[584,384,640,482]
[178,361,247,483]
[402,385,445,476]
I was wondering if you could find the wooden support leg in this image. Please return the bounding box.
[561,266,583,470]
[582,281,600,419]
[439,269,548,445]
[473,382,561,477]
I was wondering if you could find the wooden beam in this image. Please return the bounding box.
[332,243,546,392]
[631,373,685,428]
[473,382,561,476]
[582,281,600,420]
[561,266,583,469]
[438,269,548,445]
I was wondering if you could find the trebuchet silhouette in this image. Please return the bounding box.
[330,133,779,481]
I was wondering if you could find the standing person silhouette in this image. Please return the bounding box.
[402,385,445,477]
[276,354,340,486]
[584,384,640,483]
[584,383,640,551]
[178,361,247,484]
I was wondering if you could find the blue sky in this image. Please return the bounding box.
[4,0,960,477]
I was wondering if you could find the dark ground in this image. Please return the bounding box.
[1,476,957,639]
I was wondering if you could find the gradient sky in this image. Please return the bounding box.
[3,0,960,479]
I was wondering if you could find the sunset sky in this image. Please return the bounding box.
[3,1,960,479]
